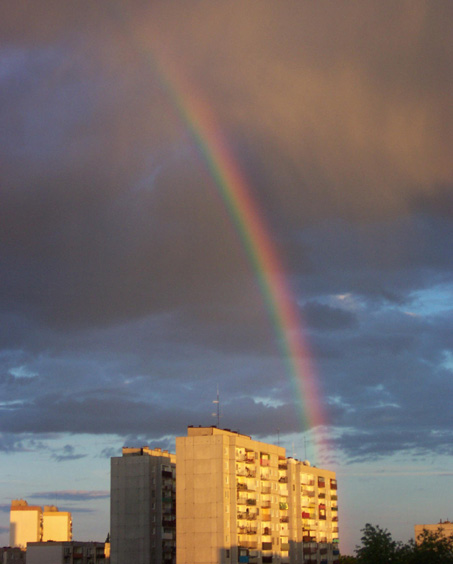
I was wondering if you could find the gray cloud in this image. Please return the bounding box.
[29,491,109,502]
[0,0,452,468]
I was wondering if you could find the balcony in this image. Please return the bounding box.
[261,487,271,494]
[280,516,289,523]
[278,477,288,483]
[261,500,271,508]
[281,543,289,551]
[239,541,258,550]
[260,459,270,467]
[237,483,248,491]
[279,502,288,510]
[238,527,257,535]
[331,506,338,512]
[246,499,257,506]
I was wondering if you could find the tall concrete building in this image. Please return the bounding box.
[110,447,176,564]
[287,458,339,563]
[176,426,339,564]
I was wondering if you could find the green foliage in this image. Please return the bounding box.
[355,523,401,564]
[409,527,453,564]
[339,555,358,563]
[354,523,453,564]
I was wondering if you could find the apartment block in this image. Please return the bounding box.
[110,446,176,564]
[287,459,339,564]
[176,426,339,564]
[26,541,108,564]
[0,546,26,563]
[9,501,42,549]
[42,506,72,542]
[9,500,72,549]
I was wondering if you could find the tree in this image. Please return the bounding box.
[409,527,453,564]
[339,555,358,563]
[355,523,403,564]
[354,523,453,564]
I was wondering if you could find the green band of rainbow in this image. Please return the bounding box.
[110,6,328,460]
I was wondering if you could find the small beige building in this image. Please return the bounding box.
[42,505,72,542]
[9,500,42,549]
[9,499,72,549]
[414,520,453,543]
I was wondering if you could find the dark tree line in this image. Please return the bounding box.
[340,523,453,564]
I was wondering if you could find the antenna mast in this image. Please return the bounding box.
[212,385,220,427]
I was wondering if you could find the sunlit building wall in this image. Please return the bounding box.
[287,459,339,564]
[414,520,453,543]
[177,426,290,564]
[9,500,42,549]
[176,426,339,564]
[42,505,72,542]
[110,446,176,564]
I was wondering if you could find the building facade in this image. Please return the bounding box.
[110,447,176,564]
[9,500,72,549]
[26,541,108,564]
[414,520,453,543]
[176,426,339,564]
[0,546,26,564]
[42,506,72,542]
[9,500,42,549]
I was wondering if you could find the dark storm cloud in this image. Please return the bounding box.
[0,1,452,465]
[302,301,358,331]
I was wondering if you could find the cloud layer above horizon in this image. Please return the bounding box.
[1,1,453,468]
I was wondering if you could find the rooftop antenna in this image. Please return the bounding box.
[212,385,220,427]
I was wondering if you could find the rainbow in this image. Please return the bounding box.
[110,8,328,461]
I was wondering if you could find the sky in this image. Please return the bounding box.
[1,1,453,555]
